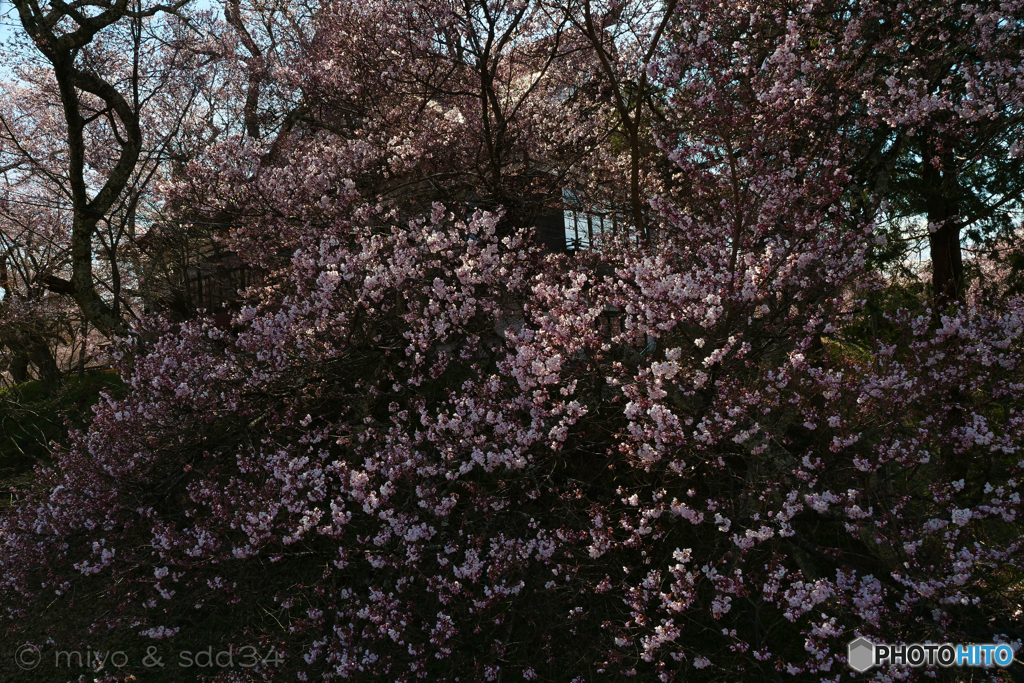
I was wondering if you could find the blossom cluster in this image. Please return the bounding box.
[2,0,1023,681]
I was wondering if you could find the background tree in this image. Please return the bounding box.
[3,0,224,336]
[800,0,1024,306]
[0,1,1022,682]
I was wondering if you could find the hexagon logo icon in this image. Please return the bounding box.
[847,637,875,672]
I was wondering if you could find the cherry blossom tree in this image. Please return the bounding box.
[0,0,1022,682]
[2,0,231,335]
[560,0,676,239]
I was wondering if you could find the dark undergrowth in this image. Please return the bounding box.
[0,373,124,505]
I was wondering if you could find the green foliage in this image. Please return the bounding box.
[0,374,124,496]
[841,276,929,350]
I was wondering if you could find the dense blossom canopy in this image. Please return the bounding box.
[1,0,1024,681]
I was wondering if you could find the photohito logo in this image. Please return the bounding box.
[847,637,1016,672]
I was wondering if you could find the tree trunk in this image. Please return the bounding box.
[921,139,964,306]
[10,352,29,384]
[30,342,62,384]
[921,139,969,482]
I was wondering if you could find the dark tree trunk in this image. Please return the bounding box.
[8,339,62,384]
[920,139,969,481]
[921,139,964,306]
[10,353,29,384]
[30,343,62,384]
